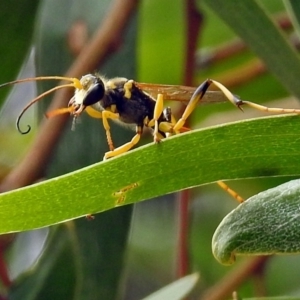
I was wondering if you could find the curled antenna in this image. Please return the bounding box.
[16,83,75,134]
[0,76,83,134]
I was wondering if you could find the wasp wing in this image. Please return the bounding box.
[135,82,229,104]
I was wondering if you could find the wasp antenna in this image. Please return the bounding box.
[16,114,31,134]
[16,83,75,134]
[0,76,83,89]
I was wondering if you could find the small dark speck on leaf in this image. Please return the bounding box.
[252,168,280,177]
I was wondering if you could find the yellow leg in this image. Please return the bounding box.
[208,79,300,115]
[210,80,240,107]
[165,114,178,136]
[173,79,242,132]
[173,80,213,132]
[85,106,103,119]
[147,94,165,142]
[104,132,141,159]
[102,110,119,151]
[217,181,244,204]
[240,100,300,114]
[158,121,173,135]
[153,94,164,142]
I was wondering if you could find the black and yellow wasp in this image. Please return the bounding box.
[1,74,300,160]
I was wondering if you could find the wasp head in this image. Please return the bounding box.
[68,74,105,116]
[12,73,106,134]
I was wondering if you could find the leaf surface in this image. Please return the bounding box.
[1,115,300,234]
[213,179,300,265]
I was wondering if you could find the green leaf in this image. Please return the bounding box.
[242,298,300,300]
[138,0,185,84]
[73,208,132,300]
[202,0,300,99]
[212,179,300,265]
[284,0,300,35]
[10,226,76,299]
[142,273,199,300]
[0,0,40,105]
[9,207,132,299]
[1,114,300,234]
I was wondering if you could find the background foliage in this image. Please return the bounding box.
[1,0,300,299]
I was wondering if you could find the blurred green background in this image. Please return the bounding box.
[1,0,300,299]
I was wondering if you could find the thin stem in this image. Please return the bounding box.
[201,256,269,300]
[176,0,203,278]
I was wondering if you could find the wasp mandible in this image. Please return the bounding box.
[1,74,300,160]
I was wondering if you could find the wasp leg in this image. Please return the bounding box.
[85,106,103,119]
[86,105,140,158]
[237,100,300,114]
[147,94,165,142]
[158,122,173,135]
[209,80,241,108]
[173,80,212,132]
[210,79,300,114]
[153,94,164,142]
[101,110,119,151]
[217,181,244,204]
[190,79,300,116]
[86,107,119,150]
[86,106,117,150]
[104,126,142,159]
[173,79,242,132]
[148,104,180,138]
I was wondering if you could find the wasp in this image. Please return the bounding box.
[1,74,300,160]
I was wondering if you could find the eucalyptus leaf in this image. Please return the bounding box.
[243,298,300,300]
[284,0,300,36]
[213,179,300,265]
[0,0,40,105]
[1,114,300,234]
[202,0,300,99]
[10,226,76,299]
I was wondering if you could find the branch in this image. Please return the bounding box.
[201,257,269,300]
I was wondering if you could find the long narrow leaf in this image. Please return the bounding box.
[202,0,300,98]
[284,0,300,35]
[142,273,199,300]
[1,114,300,234]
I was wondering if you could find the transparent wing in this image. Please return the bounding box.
[135,82,228,104]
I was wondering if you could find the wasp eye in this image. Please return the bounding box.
[83,79,105,106]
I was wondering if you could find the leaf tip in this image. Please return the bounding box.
[212,231,237,265]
